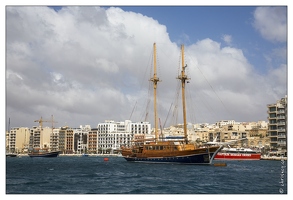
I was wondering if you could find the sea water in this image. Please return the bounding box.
[6,156,287,194]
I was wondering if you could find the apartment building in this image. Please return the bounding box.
[28,126,53,150]
[6,126,58,153]
[97,120,151,154]
[73,125,91,154]
[57,126,74,154]
[88,128,98,154]
[267,96,287,156]
[215,120,236,127]
[6,127,30,153]
[65,128,74,154]
[50,128,60,151]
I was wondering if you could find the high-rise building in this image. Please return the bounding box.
[267,96,287,156]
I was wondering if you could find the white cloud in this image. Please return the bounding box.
[253,6,287,43]
[221,34,232,45]
[6,6,287,128]
[7,70,23,81]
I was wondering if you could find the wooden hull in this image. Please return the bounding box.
[123,152,216,164]
[28,151,60,158]
[122,145,221,164]
[6,153,18,157]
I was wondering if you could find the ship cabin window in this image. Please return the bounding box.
[146,146,164,150]
[139,147,143,153]
[146,146,153,150]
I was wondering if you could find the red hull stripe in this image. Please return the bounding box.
[215,153,261,160]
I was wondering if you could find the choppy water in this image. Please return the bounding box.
[6,156,287,194]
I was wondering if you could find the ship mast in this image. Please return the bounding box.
[177,45,190,144]
[150,43,160,142]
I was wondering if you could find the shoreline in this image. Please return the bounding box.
[14,153,122,157]
[12,154,287,160]
[59,154,122,157]
[260,156,287,161]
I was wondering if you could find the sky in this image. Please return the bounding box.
[4,2,289,130]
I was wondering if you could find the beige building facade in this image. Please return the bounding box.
[6,127,30,153]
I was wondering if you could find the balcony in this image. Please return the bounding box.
[277,129,286,132]
[267,115,277,119]
[278,134,286,139]
[278,141,286,146]
[268,133,278,137]
[268,121,277,125]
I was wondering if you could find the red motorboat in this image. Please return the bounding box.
[215,147,261,160]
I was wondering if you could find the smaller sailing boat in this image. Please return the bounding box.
[6,152,18,157]
[215,146,261,160]
[121,43,223,164]
[28,148,60,158]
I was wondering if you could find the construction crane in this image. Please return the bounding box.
[34,115,57,129]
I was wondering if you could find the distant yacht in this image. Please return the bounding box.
[215,147,261,160]
[28,148,60,158]
[6,152,18,157]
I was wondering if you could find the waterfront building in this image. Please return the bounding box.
[73,125,91,154]
[50,128,60,151]
[6,127,30,153]
[88,128,98,154]
[97,120,151,154]
[65,128,74,154]
[58,127,66,153]
[29,126,52,150]
[6,126,60,153]
[267,96,287,156]
[59,126,74,154]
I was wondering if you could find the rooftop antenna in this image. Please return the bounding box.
[8,118,10,132]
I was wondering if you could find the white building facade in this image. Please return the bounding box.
[73,125,91,154]
[97,120,151,153]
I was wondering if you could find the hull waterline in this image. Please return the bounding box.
[28,151,60,158]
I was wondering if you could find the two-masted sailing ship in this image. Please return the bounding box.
[121,43,223,164]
